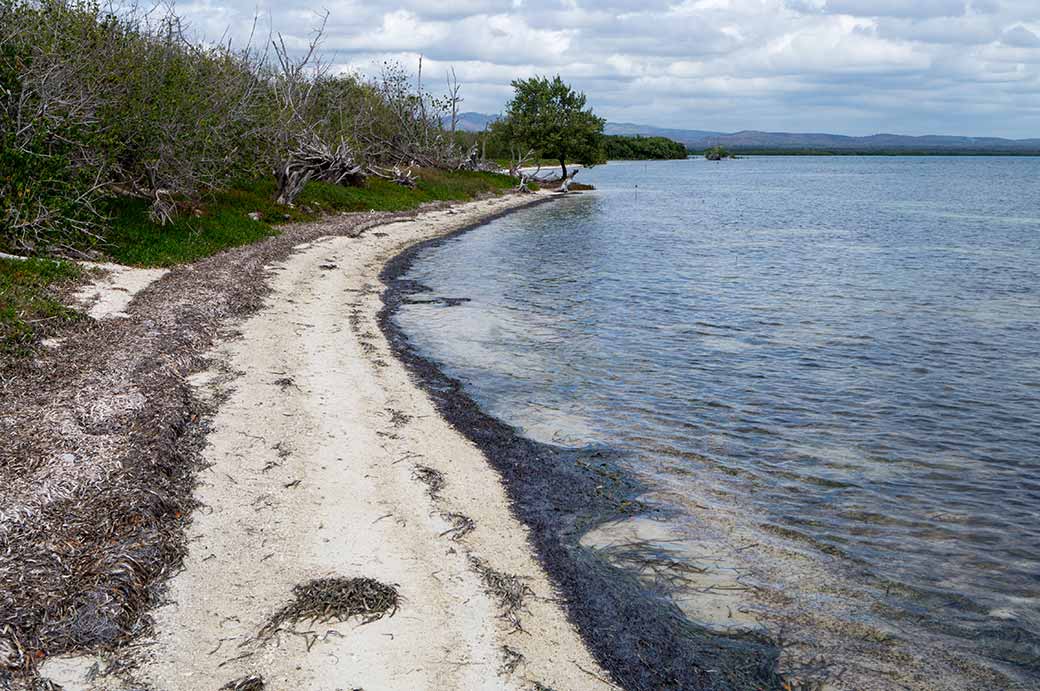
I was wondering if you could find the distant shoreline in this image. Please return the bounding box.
[688,148,1040,157]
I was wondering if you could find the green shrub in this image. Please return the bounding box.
[0,257,83,356]
[603,135,688,160]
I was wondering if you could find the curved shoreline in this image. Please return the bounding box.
[377,198,789,690]
[17,193,617,691]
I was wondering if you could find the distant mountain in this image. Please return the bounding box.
[453,112,1040,152]
[446,112,498,131]
[604,122,725,142]
[674,130,1040,151]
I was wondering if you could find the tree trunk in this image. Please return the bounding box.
[559,158,567,179]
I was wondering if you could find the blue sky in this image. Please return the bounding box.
[176,0,1040,138]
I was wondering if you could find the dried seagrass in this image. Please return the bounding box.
[220,673,264,690]
[257,577,398,641]
[469,557,533,633]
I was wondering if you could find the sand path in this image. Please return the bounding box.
[95,195,615,691]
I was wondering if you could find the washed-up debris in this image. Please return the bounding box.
[439,512,475,541]
[469,557,533,633]
[220,673,264,690]
[0,204,423,685]
[500,645,525,675]
[258,578,399,641]
[412,465,445,499]
[271,376,296,390]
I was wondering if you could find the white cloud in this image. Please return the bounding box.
[171,0,1040,137]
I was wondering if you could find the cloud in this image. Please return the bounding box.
[171,0,1040,138]
[823,0,968,19]
[1003,25,1040,47]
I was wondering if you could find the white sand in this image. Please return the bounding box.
[73,262,168,320]
[41,193,615,691]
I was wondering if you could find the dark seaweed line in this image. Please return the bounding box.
[377,197,789,691]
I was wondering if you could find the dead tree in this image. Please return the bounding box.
[368,164,417,188]
[275,137,365,205]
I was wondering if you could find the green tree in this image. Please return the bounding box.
[496,75,604,178]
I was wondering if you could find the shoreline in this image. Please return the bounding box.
[127,191,616,691]
[8,192,612,691]
[377,202,790,690]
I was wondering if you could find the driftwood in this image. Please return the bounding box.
[559,169,579,193]
[275,139,365,205]
[367,164,417,189]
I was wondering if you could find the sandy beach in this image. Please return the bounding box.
[9,192,615,691]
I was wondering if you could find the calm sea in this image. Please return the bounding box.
[393,157,1040,690]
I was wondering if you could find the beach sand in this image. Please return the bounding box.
[34,192,614,691]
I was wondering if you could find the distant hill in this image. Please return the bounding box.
[604,122,724,142]
[676,130,1040,152]
[453,113,1040,153]
[446,112,498,131]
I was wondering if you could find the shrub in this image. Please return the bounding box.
[1,1,484,254]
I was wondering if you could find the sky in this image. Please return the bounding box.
[176,0,1040,138]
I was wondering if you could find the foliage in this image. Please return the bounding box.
[491,75,605,176]
[104,170,514,266]
[0,0,491,255]
[0,257,83,356]
[705,145,733,161]
[0,0,276,245]
[603,135,688,160]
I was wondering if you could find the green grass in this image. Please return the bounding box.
[104,169,515,267]
[0,257,84,358]
[1,169,514,357]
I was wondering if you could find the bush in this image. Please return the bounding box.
[603,135,688,160]
[705,145,732,161]
[0,1,486,255]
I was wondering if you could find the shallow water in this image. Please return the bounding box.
[393,157,1040,689]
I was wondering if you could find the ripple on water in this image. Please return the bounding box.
[394,157,1040,690]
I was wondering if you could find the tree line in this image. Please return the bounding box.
[3,0,694,256]
[602,135,688,160]
[0,0,489,255]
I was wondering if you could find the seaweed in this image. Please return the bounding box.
[0,207,425,683]
[257,577,399,641]
[412,465,445,499]
[439,512,475,541]
[469,557,533,633]
[220,674,264,690]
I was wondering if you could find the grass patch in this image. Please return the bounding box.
[0,258,84,358]
[103,169,515,267]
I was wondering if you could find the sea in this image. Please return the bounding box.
[391,157,1040,690]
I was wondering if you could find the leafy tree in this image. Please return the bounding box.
[603,135,688,160]
[705,145,732,161]
[494,75,604,177]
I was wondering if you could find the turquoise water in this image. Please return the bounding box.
[393,157,1040,689]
